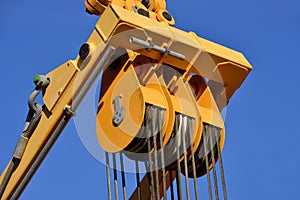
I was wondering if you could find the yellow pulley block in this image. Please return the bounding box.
[96,52,170,153]
[83,3,251,176]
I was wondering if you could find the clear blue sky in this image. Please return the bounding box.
[1,0,300,199]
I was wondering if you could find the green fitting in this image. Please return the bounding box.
[33,75,41,85]
[33,75,50,86]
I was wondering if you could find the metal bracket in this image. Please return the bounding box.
[146,40,154,52]
[129,36,186,60]
[64,107,76,117]
[163,46,170,57]
[112,96,125,126]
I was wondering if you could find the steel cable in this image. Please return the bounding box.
[105,152,112,200]
[158,108,167,199]
[152,107,160,200]
[181,115,190,200]
[203,124,213,200]
[215,127,228,200]
[208,126,219,200]
[175,115,183,200]
[135,160,142,200]
[187,118,199,200]
[120,152,127,200]
[146,106,155,200]
[112,153,119,200]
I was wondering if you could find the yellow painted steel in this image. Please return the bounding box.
[85,0,174,25]
[92,4,251,156]
[0,0,252,199]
